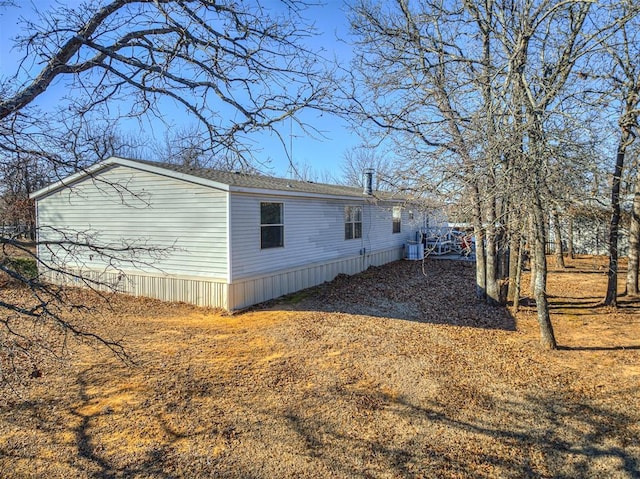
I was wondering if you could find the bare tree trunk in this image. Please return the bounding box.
[507,206,523,304]
[475,224,487,301]
[567,215,575,260]
[529,213,537,298]
[605,128,631,306]
[485,198,500,305]
[470,183,487,301]
[532,192,557,350]
[551,209,565,269]
[507,231,520,303]
[512,235,525,313]
[485,230,499,305]
[626,175,640,295]
[499,230,509,280]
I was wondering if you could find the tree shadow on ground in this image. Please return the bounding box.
[71,369,178,479]
[559,345,640,351]
[3,256,638,478]
[549,300,602,308]
[549,297,640,312]
[7,365,637,478]
[269,259,516,331]
[282,383,640,478]
[547,269,609,275]
[615,299,640,312]
[544,289,640,350]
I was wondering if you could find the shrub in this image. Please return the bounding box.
[4,257,38,280]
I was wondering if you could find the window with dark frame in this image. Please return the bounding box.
[392,206,401,234]
[344,205,362,240]
[260,202,284,249]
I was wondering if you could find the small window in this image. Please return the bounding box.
[392,206,401,234]
[345,205,362,240]
[261,202,284,249]
[408,210,414,220]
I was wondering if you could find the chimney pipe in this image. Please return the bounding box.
[363,168,374,195]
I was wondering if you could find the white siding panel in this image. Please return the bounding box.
[362,202,415,252]
[37,165,228,279]
[229,194,415,279]
[230,194,351,278]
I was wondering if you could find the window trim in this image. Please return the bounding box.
[344,205,362,240]
[260,201,284,249]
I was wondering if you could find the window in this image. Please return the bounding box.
[345,205,362,240]
[392,206,401,234]
[260,202,284,249]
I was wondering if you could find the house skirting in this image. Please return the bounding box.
[227,246,403,310]
[40,269,230,309]
[40,246,404,311]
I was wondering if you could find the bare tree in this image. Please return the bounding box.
[597,6,640,306]
[500,0,601,349]
[342,0,505,305]
[0,0,331,380]
[152,125,213,169]
[65,123,151,166]
[283,161,336,183]
[1,1,330,164]
[340,146,394,190]
[627,154,640,295]
[0,154,49,239]
[341,0,632,349]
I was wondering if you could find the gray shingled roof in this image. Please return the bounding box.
[131,158,404,200]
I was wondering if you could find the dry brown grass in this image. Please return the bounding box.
[0,256,639,478]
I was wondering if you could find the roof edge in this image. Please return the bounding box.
[29,156,232,199]
[29,156,412,202]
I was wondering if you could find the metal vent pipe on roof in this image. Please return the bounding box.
[363,168,375,195]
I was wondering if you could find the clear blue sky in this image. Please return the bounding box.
[0,1,359,179]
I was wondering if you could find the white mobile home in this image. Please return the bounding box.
[31,157,423,310]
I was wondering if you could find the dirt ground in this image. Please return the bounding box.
[0,256,639,478]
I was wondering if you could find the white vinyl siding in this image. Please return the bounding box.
[37,165,228,279]
[229,194,413,280]
[358,204,417,253]
[231,194,359,278]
